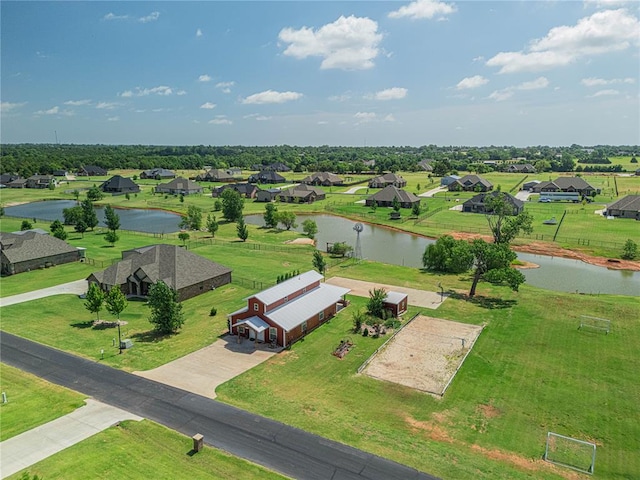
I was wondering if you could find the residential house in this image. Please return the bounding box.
[532,177,597,196]
[301,172,344,186]
[462,192,524,215]
[7,178,27,188]
[26,175,55,189]
[440,175,460,187]
[0,174,20,187]
[87,244,232,302]
[155,177,203,195]
[605,195,640,220]
[448,175,493,192]
[248,171,286,184]
[1,230,82,276]
[196,169,234,182]
[365,185,421,208]
[212,183,259,199]
[368,173,407,188]
[228,270,350,347]
[384,291,408,317]
[53,170,69,177]
[140,168,176,180]
[256,188,281,202]
[226,167,242,176]
[522,180,541,191]
[77,165,108,176]
[251,162,291,172]
[100,175,141,195]
[506,164,536,173]
[277,184,326,203]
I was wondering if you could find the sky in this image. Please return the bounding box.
[1,1,639,147]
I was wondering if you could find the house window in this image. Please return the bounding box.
[238,326,245,335]
[319,311,325,321]
[301,321,307,333]
[253,303,259,311]
[269,327,277,342]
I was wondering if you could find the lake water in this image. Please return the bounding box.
[4,200,182,234]
[245,214,640,296]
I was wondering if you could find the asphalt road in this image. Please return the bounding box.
[1,332,439,480]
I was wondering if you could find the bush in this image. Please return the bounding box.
[362,328,369,337]
[384,319,401,329]
[210,307,217,317]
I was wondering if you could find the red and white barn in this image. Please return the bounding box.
[228,271,350,347]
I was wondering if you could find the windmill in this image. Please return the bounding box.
[353,222,363,260]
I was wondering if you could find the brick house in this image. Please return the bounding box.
[87,244,232,301]
[140,168,176,180]
[212,183,259,199]
[301,172,344,186]
[448,175,493,192]
[100,175,141,195]
[462,192,524,215]
[605,195,640,220]
[196,169,234,182]
[368,173,407,188]
[365,185,421,208]
[155,177,203,195]
[77,165,108,176]
[228,271,350,347]
[277,184,326,203]
[1,231,82,276]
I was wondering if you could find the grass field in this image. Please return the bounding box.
[0,363,86,441]
[7,420,288,480]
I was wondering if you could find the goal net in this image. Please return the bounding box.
[578,315,610,334]
[544,432,596,475]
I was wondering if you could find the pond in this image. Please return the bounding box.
[4,200,182,234]
[245,214,640,296]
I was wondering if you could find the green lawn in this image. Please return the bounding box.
[0,363,86,441]
[7,420,288,480]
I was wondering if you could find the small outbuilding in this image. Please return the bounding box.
[383,291,408,317]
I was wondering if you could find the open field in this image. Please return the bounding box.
[7,420,288,480]
[0,364,86,441]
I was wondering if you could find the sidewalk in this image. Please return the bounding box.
[0,280,87,307]
[0,399,142,479]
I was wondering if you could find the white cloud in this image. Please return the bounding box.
[176,90,187,96]
[196,28,203,37]
[1,102,27,113]
[34,106,74,116]
[215,81,234,94]
[354,112,377,122]
[374,87,408,100]
[388,0,457,20]
[103,13,129,21]
[329,93,352,102]
[139,11,160,23]
[584,0,633,9]
[456,75,489,90]
[199,74,212,83]
[119,86,173,97]
[472,55,485,63]
[209,116,232,125]
[589,89,620,97]
[255,115,272,121]
[200,102,217,109]
[241,90,303,104]
[581,76,636,86]
[317,121,329,125]
[64,99,91,106]
[279,15,382,70]
[120,90,134,98]
[96,102,119,110]
[488,90,515,102]
[486,8,640,73]
[383,114,397,122]
[487,76,550,101]
[107,116,119,122]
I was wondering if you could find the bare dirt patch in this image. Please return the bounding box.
[284,237,316,245]
[471,445,580,479]
[362,315,483,396]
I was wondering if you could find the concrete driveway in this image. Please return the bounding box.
[0,280,87,307]
[326,276,446,309]
[419,186,447,197]
[134,335,278,399]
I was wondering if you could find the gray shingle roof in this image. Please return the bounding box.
[100,175,140,191]
[90,244,231,290]
[0,231,78,263]
[156,177,202,193]
[367,185,420,203]
[607,195,640,212]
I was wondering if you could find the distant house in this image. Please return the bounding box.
[251,162,291,172]
[301,172,344,186]
[448,175,493,192]
[462,192,524,215]
[248,171,286,184]
[368,173,407,188]
[196,169,234,182]
[522,180,541,191]
[256,188,281,202]
[365,185,421,208]
[417,159,434,172]
[605,195,640,220]
[100,175,141,195]
[140,168,176,180]
[440,175,460,186]
[384,291,408,317]
[155,177,203,195]
[26,175,55,189]
[532,177,597,196]
[77,165,107,176]
[1,231,82,276]
[53,170,69,177]
[506,164,536,173]
[226,167,242,176]
[87,244,232,302]
[228,270,350,347]
[0,174,20,187]
[277,184,326,203]
[7,178,27,189]
[212,183,259,199]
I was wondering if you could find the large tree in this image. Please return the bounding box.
[263,203,278,229]
[104,204,120,232]
[468,239,525,298]
[422,235,473,274]
[221,189,244,222]
[147,281,185,334]
[312,250,326,274]
[50,219,67,240]
[85,283,105,321]
[180,205,203,230]
[236,216,249,242]
[86,185,104,201]
[81,199,99,231]
[277,211,297,230]
[484,193,533,244]
[206,214,219,237]
[105,286,127,320]
[302,219,318,239]
[104,230,119,247]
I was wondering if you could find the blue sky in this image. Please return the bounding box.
[1,1,639,146]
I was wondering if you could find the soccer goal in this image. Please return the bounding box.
[578,315,611,334]
[544,432,596,475]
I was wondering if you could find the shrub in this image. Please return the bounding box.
[210,307,217,317]
[362,328,369,337]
